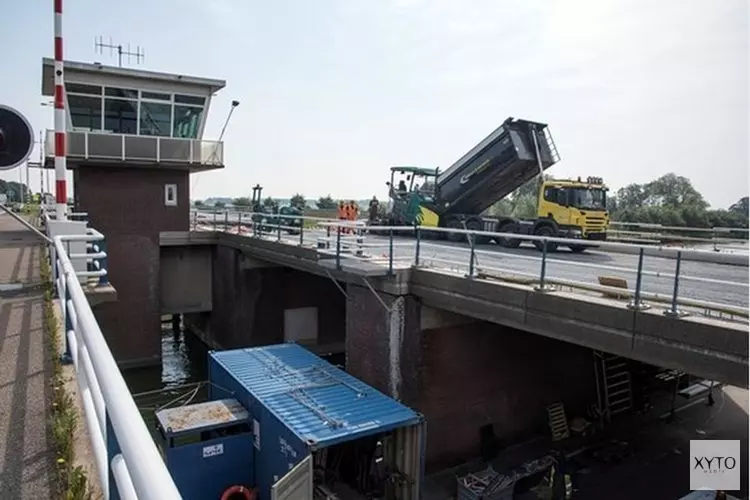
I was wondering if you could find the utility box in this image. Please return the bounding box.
[208,344,427,500]
[156,398,255,500]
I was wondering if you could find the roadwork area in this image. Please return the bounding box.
[0,213,54,498]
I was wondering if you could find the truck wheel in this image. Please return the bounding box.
[569,244,587,253]
[466,219,489,245]
[533,225,558,252]
[497,221,521,248]
[446,219,465,242]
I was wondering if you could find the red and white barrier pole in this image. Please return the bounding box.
[53,0,67,221]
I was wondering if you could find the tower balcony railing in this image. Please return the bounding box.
[45,129,224,169]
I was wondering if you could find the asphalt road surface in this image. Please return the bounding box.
[194,215,748,311]
[377,233,749,310]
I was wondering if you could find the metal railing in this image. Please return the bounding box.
[45,129,224,166]
[43,210,181,500]
[194,206,749,247]
[190,210,749,321]
[608,221,749,248]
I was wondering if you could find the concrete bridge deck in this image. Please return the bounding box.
[161,230,748,387]
[193,215,749,310]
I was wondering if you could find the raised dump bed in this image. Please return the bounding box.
[436,117,559,216]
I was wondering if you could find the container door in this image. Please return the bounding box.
[271,455,313,500]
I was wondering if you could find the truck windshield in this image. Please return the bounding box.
[568,188,606,211]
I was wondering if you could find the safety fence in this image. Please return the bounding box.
[191,207,749,248]
[42,208,182,500]
[191,210,749,322]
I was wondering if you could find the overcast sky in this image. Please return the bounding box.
[2,0,748,207]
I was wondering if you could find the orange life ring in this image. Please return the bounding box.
[220,485,255,500]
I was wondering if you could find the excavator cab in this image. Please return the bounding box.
[386,166,440,226]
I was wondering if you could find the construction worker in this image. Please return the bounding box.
[342,201,352,234]
[368,196,379,224]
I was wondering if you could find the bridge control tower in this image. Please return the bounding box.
[41,58,227,367]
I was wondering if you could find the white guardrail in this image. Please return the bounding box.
[191,210,749,321]
[42,208,182,500]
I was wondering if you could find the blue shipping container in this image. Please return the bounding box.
[208,344,426,500]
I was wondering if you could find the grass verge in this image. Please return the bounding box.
[40,246,93,500]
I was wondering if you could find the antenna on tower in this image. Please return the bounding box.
[94,36,145,67]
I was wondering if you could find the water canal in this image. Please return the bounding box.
[122,322,209,440]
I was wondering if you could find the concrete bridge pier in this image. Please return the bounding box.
[345,283,422,404]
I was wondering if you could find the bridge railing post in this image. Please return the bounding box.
[212,211,217,231]
[534,239,554,292]
[106,413,122,500]
[86,242,93,273]
[98,238,109,286]
[299,218,305,246]
[192,210,197,230]
[466,232,476,278]
[336,226,342,271]
[276,216,282,241]
[355,226,364,257]
[627,247,649,310]
[237,212,242,235]
[388,228,394,276]
[224,211,229,232]
[415,226,421,266]
[61,279,73,364]
[664,251,687,317]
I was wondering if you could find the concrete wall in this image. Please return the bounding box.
[195,244,345,350]
[75,166,189,367]
[345,284,596,471]
[345,284,422,403]
[160,245,213,314]
[417,322,595,470]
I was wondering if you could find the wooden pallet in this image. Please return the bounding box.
[546,402,570,441]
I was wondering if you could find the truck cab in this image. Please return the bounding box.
[538,176,609,240]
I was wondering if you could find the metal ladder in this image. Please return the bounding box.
[542,126,561,163]
[594,351,633,423]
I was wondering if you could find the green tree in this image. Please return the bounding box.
[263,197,277,210]
[290,193,306,209]
[642,173,707,210]
[214,201,225,208]
[609,173,750,230]
[194,200,204,207]
[233,197,251,207]
[487,174,550,218]
[729,196,749,216]
[316,195,337,209]
[614,183,647,212]
[0,180,30,203]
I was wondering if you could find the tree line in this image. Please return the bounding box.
[0,180,32,203]
[194,193,342,211]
